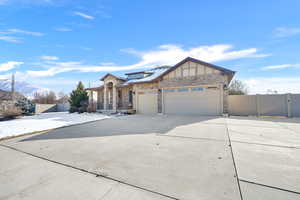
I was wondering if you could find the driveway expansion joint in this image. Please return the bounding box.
[225,120,244,200]
[0,143,179,200]
[239,179,300,195]
[158,134,226,143]
[231,139,298,149]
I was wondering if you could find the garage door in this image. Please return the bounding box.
[137,90,158,114]
[163,87,221,115]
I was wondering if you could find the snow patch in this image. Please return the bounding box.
[0,112,110,139]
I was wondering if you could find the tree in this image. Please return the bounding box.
[69,81,89,113]
[57,92,69,104]
[33,91,57,104]
[228,80,248,95]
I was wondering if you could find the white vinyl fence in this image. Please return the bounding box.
[228,94,300,117]
[35,103,70,114]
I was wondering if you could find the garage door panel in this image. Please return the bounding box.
[163,88,221,116]
[137,91,157,114]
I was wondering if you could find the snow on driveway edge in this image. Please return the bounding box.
[0,112,110,139]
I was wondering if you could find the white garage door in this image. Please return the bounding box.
[137,90,158,114]
[163,87,221,115]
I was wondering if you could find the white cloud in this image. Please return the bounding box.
[0,35,21,43]
[7,28,43,36]
[0,61,23,72]
[54,27,72,32]
[40,55,59,61]
[273,27,300,38]
[26,44,269,77]
[243,77,300,94]
[261,64,300,70]
[0,28,43,43]
[73,11,94,20]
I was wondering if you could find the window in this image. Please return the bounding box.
[207,87,218,90]
[191,87,204,92]
[178,88,189,92]
[145,91,157,94]
[164,89,176,93]
[129,91,133,104]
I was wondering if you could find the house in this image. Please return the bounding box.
[87,57,235,115]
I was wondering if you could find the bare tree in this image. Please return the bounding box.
[33,91,57,104]
[57,92,69,104]
[228,80,249,95]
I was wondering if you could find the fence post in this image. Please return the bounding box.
[287,93,292,117]
[256,94,261,117]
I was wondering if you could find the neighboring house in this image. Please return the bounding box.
[87,57,235,115]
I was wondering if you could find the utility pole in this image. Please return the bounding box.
[11,73,15,101]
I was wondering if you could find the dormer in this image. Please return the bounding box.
[125,71,153,80]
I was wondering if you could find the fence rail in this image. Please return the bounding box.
[228,94,300,117]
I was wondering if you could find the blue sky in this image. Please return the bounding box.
[0,0,300,94]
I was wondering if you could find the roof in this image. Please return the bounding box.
[98,57,235,86]
[85,86,104,91]
[157,57,235,80]
[125,71,152,75]
[122,66,171,85]
[100,73,127,81]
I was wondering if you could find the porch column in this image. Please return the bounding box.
[91,90,94,108]
[103,84,107,110]
[113,85,117,111]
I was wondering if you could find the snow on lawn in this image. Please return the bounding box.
[0,112,110,139]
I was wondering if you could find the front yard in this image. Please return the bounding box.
[0,112,109,139]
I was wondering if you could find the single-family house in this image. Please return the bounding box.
[87,57,235,115]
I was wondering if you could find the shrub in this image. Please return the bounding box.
[15,98,35,114]
[69,106,78,113]
[3,107,22,119]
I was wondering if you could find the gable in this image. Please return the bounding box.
[163,61,221,79]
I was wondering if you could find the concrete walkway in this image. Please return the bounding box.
[0,115,300,200]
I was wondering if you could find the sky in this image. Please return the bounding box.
[0,0,300,94]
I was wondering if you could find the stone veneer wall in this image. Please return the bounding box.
[118,86,132,109]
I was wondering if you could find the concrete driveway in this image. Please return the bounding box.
[0,115,300,200]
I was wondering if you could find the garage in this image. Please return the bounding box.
[163,86,222,115]
[137,90,158,114]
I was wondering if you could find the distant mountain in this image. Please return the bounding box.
[0,79,49,99]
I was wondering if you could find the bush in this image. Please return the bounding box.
[78,106,87,113]
[3,107,22,119]
[15,98,35,114]
[69,106,78,113]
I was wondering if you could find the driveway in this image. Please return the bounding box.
[0,115,300,200]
